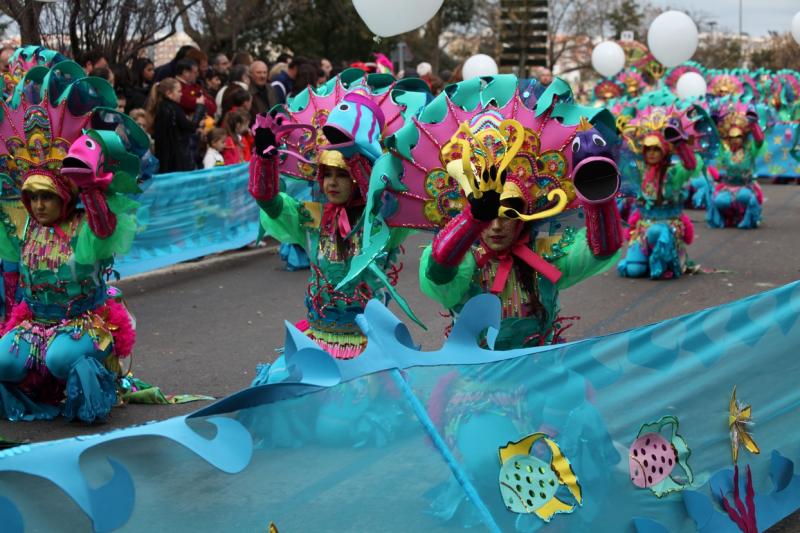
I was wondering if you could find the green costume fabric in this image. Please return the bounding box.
[420,228,619,349]
[717,140,766,185]
[257,193,408,357]
[0,198,137,320]
[636,161,699,208]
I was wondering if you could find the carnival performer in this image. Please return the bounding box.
[0,61,143,422]
[334,75,622,349]
[248,72,429,365]
[250,142,399,360]
[419,119,623,349]
[1,46,68,320]
[617,106,704,279]
[707,103,765,229]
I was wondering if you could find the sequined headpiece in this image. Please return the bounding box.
[443,116,569,221]
[1,54,149,223]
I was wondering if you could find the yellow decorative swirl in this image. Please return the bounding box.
[501,188,568,221]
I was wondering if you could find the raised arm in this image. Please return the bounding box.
[663,117,697,171]
[571,129,623,258]
[248,114,283,216]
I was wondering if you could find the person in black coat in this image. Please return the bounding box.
[126,57,155,112]
[154,45,196,82]
[148,77,205,173]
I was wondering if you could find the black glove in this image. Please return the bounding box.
[467,167,505,221]
[663,117,687,144]
[254,116,278,157]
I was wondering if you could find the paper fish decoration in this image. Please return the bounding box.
[729,385,760,464]
[497,432,582,522]
[629,415,693,497]
[322,90,385,162]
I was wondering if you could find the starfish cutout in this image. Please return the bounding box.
[729,386,760,464]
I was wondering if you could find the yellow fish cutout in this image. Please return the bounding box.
[729,386,760,464]
[497,432,582,522]
[268,522,278,533]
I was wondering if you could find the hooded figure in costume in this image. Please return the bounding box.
[617,105,707,279]
[0,59,146,422]
[247,70,429,365]
[707,102,766,229]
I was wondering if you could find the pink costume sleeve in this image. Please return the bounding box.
[2,271,19,318]
[672,141,697,171]
[750,121,765,146]
[572,155,623,258]
[80,188,117,239]
[580,197,623,257]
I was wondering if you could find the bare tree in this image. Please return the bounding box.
[37,0,198,63]
[0,0,45,44]
[548,0,608,72]
[175,0,290,55]
[742,32,800,71]
[411,0,485,73]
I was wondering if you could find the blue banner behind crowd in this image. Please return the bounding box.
[756,122,800,179]
[0,282,798,532]
[115,163,259,277]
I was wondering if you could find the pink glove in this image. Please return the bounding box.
[248,155,280,203]
[249,113,316,202]
[663,118,697,170]
[3,270,19,321]
[431,206,490,268]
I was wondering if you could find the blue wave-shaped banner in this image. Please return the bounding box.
[0,282,798,531]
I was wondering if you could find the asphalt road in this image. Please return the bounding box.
[2,182,799,446]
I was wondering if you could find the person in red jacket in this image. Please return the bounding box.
[175,58,217,118]
[221,109,252,165]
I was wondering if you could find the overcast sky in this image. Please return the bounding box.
[649,0,799,36]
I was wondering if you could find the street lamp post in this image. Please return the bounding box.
[739,0,742,38]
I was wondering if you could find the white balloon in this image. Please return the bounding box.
[648,11,698,67]
[675,72,707,99]
[792,12,800,45]
[591,41,626,77]
[353,0,444,37]
[462,54,499,80]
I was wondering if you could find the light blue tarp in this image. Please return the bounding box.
[0,282,799,532]
[115,164,259,277]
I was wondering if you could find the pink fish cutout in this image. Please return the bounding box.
[629,432,677,488]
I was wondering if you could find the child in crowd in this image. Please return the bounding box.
[148,77,206,173]
[203,128,227,168]
[127,108,154,151]
[221,109,252,165]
